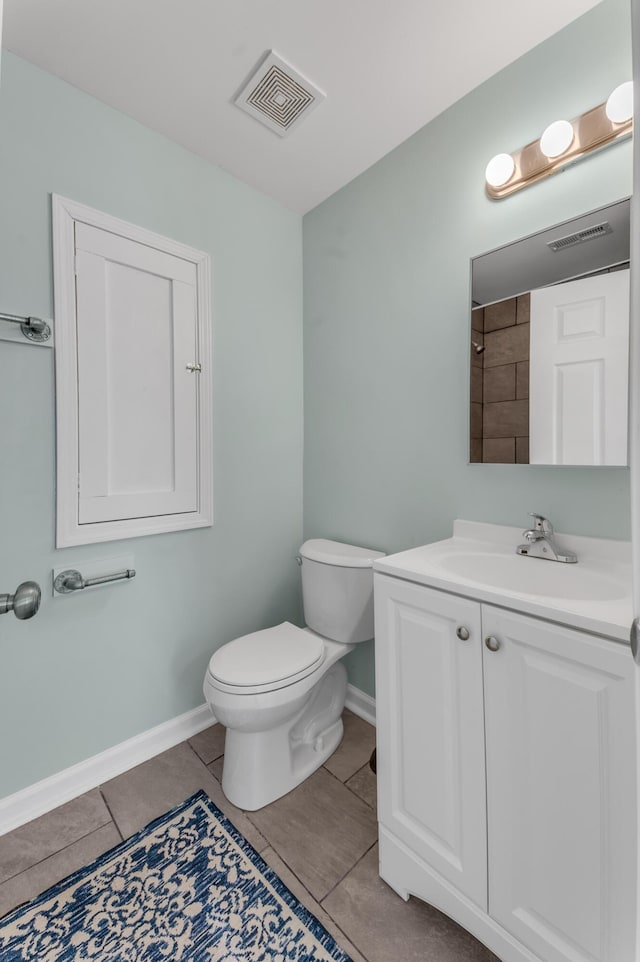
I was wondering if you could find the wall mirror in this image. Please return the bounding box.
[469,198,630,465]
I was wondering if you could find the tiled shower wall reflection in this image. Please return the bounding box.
[470,294,530,464]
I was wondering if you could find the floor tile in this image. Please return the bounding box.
[323,846,497,962]
[324,710,376,783]
[0,746,504,962]
[0,789,111,885]
[0,822,121,920]
[188,723,226,765]
[208,755,224,781]
[345,763,377,811]
[100,743,210,838]
[260,847,367,962]
[100,741,265,852]
[249,767,377,901]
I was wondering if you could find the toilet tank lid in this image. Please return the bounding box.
[300,539,385,568]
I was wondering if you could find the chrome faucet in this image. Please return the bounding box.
[516,513,577,564]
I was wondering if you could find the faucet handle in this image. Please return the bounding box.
[528,512,553,535]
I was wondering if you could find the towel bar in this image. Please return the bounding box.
[54,568,136,594]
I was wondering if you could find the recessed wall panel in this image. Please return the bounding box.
[105,262,175,495]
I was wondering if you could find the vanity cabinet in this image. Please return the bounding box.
[374,573,637,962]
[373,577,488,908]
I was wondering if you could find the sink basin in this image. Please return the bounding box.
[437,552,626,602]
[373,521,633,641]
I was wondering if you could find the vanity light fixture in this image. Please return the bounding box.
[485,81,633,199]
[605,81,633,123]
[539,119,574,159]
[485,153,516,189]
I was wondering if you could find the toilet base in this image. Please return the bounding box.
[221,661,348,810]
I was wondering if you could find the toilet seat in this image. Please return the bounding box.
[207,622,325,695]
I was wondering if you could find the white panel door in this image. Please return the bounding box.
[529,269,629,465]
[483,605,637,962]
[74,222,199,524]
[374,574,487,908]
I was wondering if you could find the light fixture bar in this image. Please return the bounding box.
[486,97,632,200]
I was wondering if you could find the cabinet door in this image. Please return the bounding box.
[75,223,199,524]
[374,574,487,908]
[53,195,213,546]
[482,605,637,962]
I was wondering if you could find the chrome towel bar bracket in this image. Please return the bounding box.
[54,568,136,594]
[0,312,52,343]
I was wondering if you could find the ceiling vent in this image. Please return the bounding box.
[547,221,613,253]
[234,51,325,137]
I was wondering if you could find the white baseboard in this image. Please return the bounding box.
[345,683,376,727]
[0,703,214,837]
[0,685,375,838]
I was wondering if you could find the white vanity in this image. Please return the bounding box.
[373,520,637,962]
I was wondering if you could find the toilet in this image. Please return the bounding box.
[203,539,385,810]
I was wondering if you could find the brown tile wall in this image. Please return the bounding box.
[470,293,530,464]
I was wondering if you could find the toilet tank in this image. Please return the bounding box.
[299,539,385,644]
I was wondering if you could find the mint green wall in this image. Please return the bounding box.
[0,53,303,797]
[0,1,633,791]
[303,0,633,696]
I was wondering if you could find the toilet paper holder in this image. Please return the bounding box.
[54,567,136,594]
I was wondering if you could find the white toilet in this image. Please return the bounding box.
[203,539,385,810]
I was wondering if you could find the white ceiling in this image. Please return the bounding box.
[2,0,602,213]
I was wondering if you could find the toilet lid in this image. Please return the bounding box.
[208,622,325,690]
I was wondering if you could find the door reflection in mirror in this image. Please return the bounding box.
[470,199,630,465]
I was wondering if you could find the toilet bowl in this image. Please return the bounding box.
[203,539,385,811]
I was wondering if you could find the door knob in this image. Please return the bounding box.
[0,581,41,620]
[630,618,640,664]
[456,626,470,641]
[485,635,501,652]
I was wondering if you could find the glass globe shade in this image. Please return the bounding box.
[485,153,515,189]
[606,82,633,124]
[539,120,574,159]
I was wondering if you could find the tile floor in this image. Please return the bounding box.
[0,710,498,961]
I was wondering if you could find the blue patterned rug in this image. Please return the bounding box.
[0,791,353,961]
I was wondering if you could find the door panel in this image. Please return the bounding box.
[483,605,636,962]
[530,269,629,465]
[374,575,487,908]
[75,226,198,523]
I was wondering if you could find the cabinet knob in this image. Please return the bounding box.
[485,636,501,652]
[456,625,470,641]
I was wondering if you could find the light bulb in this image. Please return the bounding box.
[485,153,515,188]
[539,120,574,159]
[606,81,633,123]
